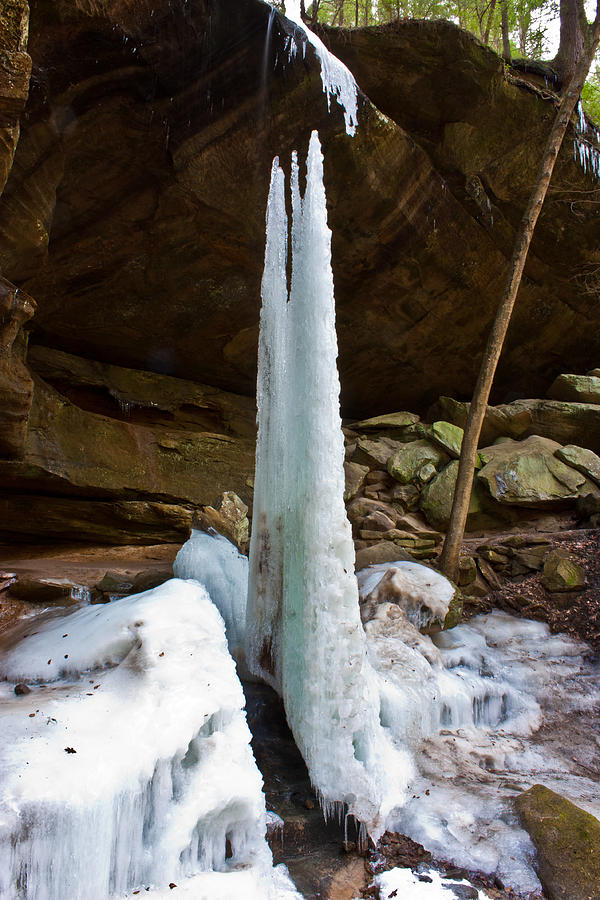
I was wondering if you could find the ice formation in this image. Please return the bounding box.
[277,0,358,135]
[574,100,600,180]
[366,607,600,892]
[371,867,491,899]
[246,131,407,835]
[357,560,455,630]
[174,529,249,668]
[0,580,301,900]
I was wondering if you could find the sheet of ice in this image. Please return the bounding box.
[174,529,248,667]
[365,610,600,892]
[0,579,300,900]
[279,0,358,135]
[123,864,302,899]
[247,132,409,836]
[358,561,454,630]
[368,866,491,899]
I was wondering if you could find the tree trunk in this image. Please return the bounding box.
[439,8,600,583]
[554,0,587,83]
[501,0,511,61]
[483,0,497,45]
[355,0,359,26]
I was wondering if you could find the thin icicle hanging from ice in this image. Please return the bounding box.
[573,101,600,181]
[278,1,358,135]
[247,131,408,836]
[0,580,302,900]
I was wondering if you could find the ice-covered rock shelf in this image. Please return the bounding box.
[0,579,300,900]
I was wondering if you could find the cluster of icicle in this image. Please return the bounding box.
[275,0,358,135]
[574,100,600,181]
[245,131,408,837]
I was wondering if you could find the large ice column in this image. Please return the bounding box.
[0,580,300,900]
[246,158,290,692]
[247,132,404,834]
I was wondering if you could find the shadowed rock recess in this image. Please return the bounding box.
[1,0,600,542]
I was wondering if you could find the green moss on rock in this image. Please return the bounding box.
[516,784,600,900]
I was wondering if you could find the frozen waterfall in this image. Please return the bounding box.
[246,131,407,836]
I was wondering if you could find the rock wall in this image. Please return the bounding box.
[1,0,600,542]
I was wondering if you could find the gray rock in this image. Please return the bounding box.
[354,541,413,571]
[477,436,585,506]
[387,439,449,485]
[541,549,586,592]
[555,444,600,487]
[547,373,600,405]
[344,461,369,501]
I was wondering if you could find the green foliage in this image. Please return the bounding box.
[582,65,600,124]
[303,0,559,60]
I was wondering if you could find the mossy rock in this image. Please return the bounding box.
[541,549,586,592]
[477,435,585,507]
[387,439,448,485]
[429,420,464,459]
[419,460,510,532]
[443,590,463,629]
[516,784,600,900]
[555,444,600,488]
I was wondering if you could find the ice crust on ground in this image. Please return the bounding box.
[367,610,600,892]
[0,579,300,900]
[367,866,491,899]
[174,529,249,667]
[357,560,454,629]
[278,0,358,135]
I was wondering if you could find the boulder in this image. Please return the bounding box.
[343,461,369,500]
[541,549,586,593]
[353,436,405,469]
[419,460,507,532]
[195,491,249,552]
[516,784,600,900]
[349,411,419,432]
[429,420,464,459]
[387,440,449,485]
[8,576,84,604]
[354,541,413,571]
[457,556,477,586]
[548,373,600,405]
[346,497,399,528]
[477,436,585,507]
[437,396,600,453]
[555,444,600,487]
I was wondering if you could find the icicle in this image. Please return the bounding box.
[281,3,358,135]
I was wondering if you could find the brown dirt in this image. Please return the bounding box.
[462,528,600,651]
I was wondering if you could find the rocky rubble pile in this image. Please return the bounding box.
[344,369,600,613]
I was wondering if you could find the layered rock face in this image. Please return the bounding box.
[1,0,600,542]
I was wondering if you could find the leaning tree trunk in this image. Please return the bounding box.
[554,0,587,84]
[439,6,600,583]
